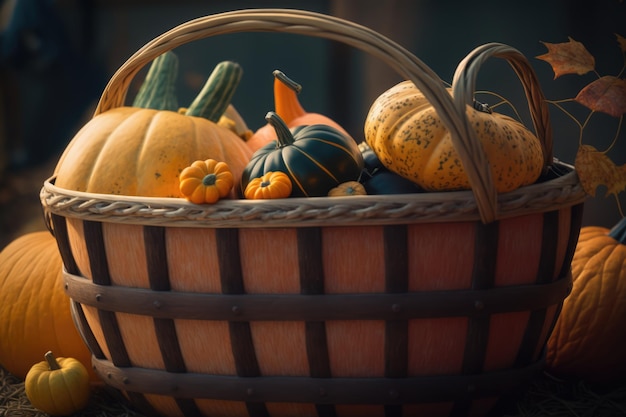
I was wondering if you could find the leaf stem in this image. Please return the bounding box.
[603,115,624,153]
[613,194,624,219]
[475,90,523,122]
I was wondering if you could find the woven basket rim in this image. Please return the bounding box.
[41,160,585,228]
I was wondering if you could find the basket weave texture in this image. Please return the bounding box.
[41,8,586,417]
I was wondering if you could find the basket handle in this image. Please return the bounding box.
[93,9,551,223]
[452,42,553,172]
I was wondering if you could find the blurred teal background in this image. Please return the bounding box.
[1,0,625,231]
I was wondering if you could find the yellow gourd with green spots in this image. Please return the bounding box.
[364,81,544,193]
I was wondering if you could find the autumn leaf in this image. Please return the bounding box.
[537,37,595,78]
[575,75,626,117]
[575,145,626,196]
[616,33,626,53]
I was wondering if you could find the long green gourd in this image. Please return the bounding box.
[132,51,179,111]
[185,60,243,123]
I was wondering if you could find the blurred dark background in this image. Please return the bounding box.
[1,0,625,249]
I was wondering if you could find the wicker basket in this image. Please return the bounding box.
[41,9,586,417]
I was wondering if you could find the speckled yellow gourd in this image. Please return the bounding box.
[364,81,544,193]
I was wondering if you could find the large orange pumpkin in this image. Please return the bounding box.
[54,60,253,198]
[546,218,626,383]
[0,231,97,382]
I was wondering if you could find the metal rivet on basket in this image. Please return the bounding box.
[388,389,399,399]
[474,300,484,311]
[153,300,162,309]
[391,303,402,313]
[95,293,102,302]
[232,305,241,315]
[122,377,130,385]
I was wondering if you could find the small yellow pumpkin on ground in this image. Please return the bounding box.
[328,181,367,196]
[25,351,91,416]
[364,81,544,193]
[545,218,626,384]
[179,159,234,204]
[244,171,292,199]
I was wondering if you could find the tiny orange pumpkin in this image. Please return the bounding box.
[328,181,367,197]
[179,159,234,204]
[244,171,292,200]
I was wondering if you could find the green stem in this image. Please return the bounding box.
[608,217,626,244]
[132,51,179,111]
[185,61,243,123]
[265,111,295,147]
[44,351,61,371]
[202,174,217,186]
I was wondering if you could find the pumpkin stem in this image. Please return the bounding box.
[608,217,626,244]
[273,70,306,123]
[132,51,179,111]
[44,351,61,371]
[202,173,217,186]
[472,99,492,114]
[265,111,296,147]
[186,61,243,123]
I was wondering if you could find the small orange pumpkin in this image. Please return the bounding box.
[244,171,292,199]
[179,159,234,204]
[328,181,367,197]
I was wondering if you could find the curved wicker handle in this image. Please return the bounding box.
[93,9,551,223]
[452,43,553,170]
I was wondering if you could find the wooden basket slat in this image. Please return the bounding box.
[90,356,544,404]
[537,210,560,284]
[84,220,111,285]
[70,300,105,360]
[63,270,571,321]
[144,226,170,291]
[559,203,585,279]
[299,227,333,391]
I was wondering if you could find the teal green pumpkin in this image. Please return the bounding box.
[240,112,363,197]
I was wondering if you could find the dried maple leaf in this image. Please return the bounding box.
[617,33,626,53]
[575,75,626,117]
[537,37,595,78]
[575,145,626,196]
